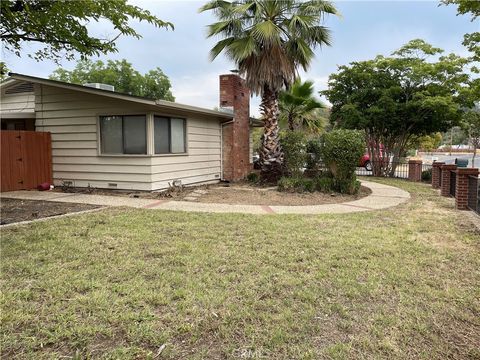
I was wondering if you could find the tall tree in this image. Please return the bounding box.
[324,39,470,176]
[0,0,172,62]
[442,0,479,60]
[50,59,175,101]
[200,0,337,179]
[442,0,480,112]
[462,107,480,167]
[0,62,8,82]
[279,79,325,133]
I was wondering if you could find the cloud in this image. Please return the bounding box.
[171,72,219,109]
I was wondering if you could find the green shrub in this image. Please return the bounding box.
[303,178,315,192]
[336,179,361,194]
[421,168,432,182]
[305,138,323,170]
[315,176,334,192]
[321,129,364,194]
[278,176,299,192]
[277,176,315,193]
[278,173,360,194]
[280,131,307,176]
[246,172,259,183]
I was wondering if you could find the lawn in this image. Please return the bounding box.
[1,179,479,359]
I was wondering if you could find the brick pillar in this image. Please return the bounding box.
[408,160,422,182]
[219,74,251,181]
[432,161,445,188]
[454,168,479,210]
[440,164,457,197]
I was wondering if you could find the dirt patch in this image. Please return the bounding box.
[0,198,100,225]
[50,182,372,206]
[52,184,191,200]
[195,185,371,206]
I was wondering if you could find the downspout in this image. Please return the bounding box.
[220,119,234,181]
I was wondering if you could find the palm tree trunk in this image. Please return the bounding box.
[288,113,295,131]
[259,86,284,181]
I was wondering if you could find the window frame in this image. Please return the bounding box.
[98,114,148,156]
[97,113,188,157]
[153,115,187,156]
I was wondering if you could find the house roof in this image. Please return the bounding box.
[2,73,234,120]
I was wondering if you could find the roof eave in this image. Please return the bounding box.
[6,73,234,120]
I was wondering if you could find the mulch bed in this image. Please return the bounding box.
[50,182,372,206]
[0,198,100,225]
[196,185,371,206]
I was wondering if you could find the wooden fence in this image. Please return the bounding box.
[1,130,52,192]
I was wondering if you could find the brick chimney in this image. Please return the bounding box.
[219,74,252,181]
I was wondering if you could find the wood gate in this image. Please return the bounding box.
[1,130,52,192]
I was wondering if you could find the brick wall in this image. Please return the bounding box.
[221,123,234,181]
[408,160,422,182]
[432,162,445,189]
[440,164,457,197]
[454,168,479,210]
[219,74,252,181]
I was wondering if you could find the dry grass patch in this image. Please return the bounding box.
[1,178,479,359]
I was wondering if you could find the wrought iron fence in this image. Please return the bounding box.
[355,160,432,180]
[467,175,479,214]
[356,161,408,178]
[449,171,456,197]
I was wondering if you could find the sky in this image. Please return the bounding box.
[1,0,478,117]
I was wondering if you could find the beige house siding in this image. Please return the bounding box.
[32,84,222,191]
[0,85,35,115]
[150,118,222,189]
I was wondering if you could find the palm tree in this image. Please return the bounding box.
[200,0,337,178]
[279,79,325,133]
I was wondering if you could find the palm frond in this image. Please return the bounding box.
[279,79,325,132]
[251,21,281,45]
[225,36,257,61]
[202,0,338,94]
[199,0,231,13]
[210,37,235,60]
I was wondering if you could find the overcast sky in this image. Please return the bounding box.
[1,0,477,116]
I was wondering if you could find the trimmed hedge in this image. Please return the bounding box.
[278,174,355,194]
[278,176,315,193]
[305,137,323,171]
[280,131,307,176]
[321,129,364,194]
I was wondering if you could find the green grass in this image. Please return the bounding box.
[1,179,479,359]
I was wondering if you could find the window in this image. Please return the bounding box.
[100,115,146,154]
[154,116,186,154]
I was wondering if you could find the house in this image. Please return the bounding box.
[0,73,260,191]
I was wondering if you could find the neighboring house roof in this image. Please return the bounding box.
[2,73,234,120]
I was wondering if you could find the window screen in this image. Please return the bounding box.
[154,116,186,154]
[123,115,146,154]
[154,116,170,154]
[100,116,123,154]
[171,118,186,153]
[100,115,146,154]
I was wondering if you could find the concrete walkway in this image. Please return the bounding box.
[1,180,409,215]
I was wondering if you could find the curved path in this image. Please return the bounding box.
[1,180,410,215]
[148,180,410,214]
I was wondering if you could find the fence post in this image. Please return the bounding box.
[432,161,445,188]
[408,160,422,182]
[440,164,457,197]
[454,167,479,210]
